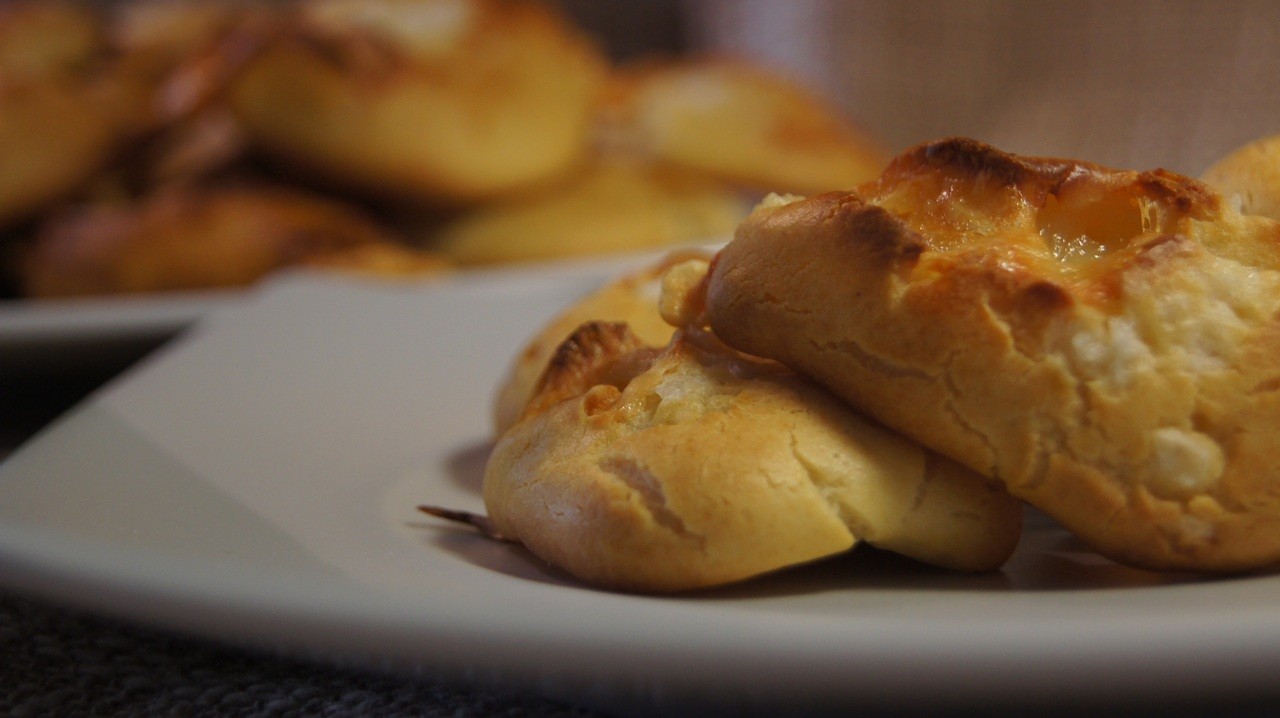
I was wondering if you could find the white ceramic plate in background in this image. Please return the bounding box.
[0,291,241,372]
[1,255,1278,714]
[0,248,685,373]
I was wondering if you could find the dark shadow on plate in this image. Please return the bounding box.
[687,547,1021,600]
[443,440,493,495]
[407,505,1271,598]
[683,508,1226,599]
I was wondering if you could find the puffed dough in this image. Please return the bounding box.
[704,137,1280,573]
[293,241,451,278]
[228,0,607,205]
[0,2,132,228]
[598,58,887,195]
[21,185,444,297]
[491,250,709,434]
[427,158,745,266]
[0,1,103,81]
[0,81,129,228]
[484,321,1022,592]
[1201,134,1280,221]
[107,0,278,130]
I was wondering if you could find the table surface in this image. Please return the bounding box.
[6,349,1280,718]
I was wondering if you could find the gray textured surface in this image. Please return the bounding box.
[0,591,599,718]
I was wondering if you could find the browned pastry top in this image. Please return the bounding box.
[703,137,1280,572]
[844,138,1280,313]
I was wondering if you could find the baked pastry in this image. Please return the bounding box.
[21,184,443,297]
[598,58,887,196]
[108,0,272,123]
[703,137,1280,573]
[0,2,132,228]
[228,0,607,206]
[483,320,1022,592]
[105,0,276,185]
[427,158,745,265]
[1201,134,1280,221]
[0,81,130,229]
[0,1,103,81]
[491,249,708,434]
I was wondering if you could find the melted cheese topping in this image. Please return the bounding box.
[868,168,1203,293]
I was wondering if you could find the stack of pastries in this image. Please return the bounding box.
[477,253,1022,592]
[0,0,887,299]
[467,132,1280,591]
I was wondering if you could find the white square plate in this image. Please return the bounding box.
[0,291,242,372]
[2,251,1278,713]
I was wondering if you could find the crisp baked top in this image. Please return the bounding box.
[852,138,1280,309]
[703,138,1280,571]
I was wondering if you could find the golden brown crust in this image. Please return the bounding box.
[297,241,451,278]
[0,1,275,230]
[426,158,746,265]
[520,320,658,422]
[0,3,136,228]
[107,0,276,127]
[484,323,1022,592]
[19,184,436,297]
[705,137,1280,572]
[0,80,131,228]
[0,1,105,82]
[491,250,708,434]
[228,0,607,206]
[598,57,888,195]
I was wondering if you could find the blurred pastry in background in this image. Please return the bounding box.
[597,58,888,196]
[128,107,252,190]
[299,240,451,278]
[425,56,888,266]
[425,158,744,265]
[0,81,133,231]
[0,2,133,229]
[0,1,102,80]
[102,0,280,193]
[21,184,446,298]
[491,249,707,435]
[1201,134,1280,221]
[0,0,273,232]
[108,0,273,127]
[228,0,608,206]
[0,0,896,299]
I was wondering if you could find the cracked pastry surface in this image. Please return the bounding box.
[703,137,1280,572]
[483,320,1022,592]
[491,250,707,435]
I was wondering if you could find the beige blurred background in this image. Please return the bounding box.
[580,0,1280,177]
